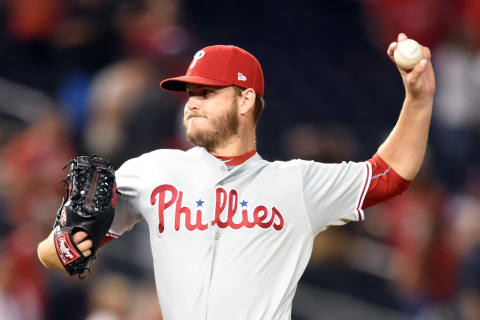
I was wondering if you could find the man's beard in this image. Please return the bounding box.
[183,102,239,151]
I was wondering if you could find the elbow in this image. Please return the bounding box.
[381,158,419,182]
[363,155,413,209]
[397,165,420,182]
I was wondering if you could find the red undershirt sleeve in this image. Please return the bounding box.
[362,154,412,209]
[98,232,119,248]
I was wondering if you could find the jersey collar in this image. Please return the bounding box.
[213,149,257,166]
[189,147,265,176]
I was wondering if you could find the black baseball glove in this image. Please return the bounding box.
[53,155,116,277]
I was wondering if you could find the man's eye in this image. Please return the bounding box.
[187,89,214,97]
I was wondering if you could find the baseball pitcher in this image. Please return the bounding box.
[38,33,435,319]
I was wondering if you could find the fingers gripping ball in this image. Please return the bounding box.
[394,39,423,70]
[53,155,117,277]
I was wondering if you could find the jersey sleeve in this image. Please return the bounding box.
[109,157,143,238]
[362,154,411,209]
[299,160,372,235]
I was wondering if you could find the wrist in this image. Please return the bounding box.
[404,94,434,108]
[37,232,67,272]
[37,239,53,268]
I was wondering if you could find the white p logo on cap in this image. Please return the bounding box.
[189,50,205,69]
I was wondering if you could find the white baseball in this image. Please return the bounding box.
[394,39,423,70]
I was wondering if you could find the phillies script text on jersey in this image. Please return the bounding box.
[150,184,285,233]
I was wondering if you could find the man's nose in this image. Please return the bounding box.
[186,98,200,111]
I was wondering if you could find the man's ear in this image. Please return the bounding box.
[238,88,256,116]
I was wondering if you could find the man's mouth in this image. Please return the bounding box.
[187,115,206,121]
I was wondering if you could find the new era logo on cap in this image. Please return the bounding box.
[160,45,264,97]
[238,72,247,81]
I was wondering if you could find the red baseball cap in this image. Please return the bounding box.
[160,45,265,97]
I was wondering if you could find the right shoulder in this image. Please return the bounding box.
[117,147,198,173]
[139,148,191,162]
[123,148,192,164]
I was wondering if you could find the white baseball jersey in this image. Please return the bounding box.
[110,146,372,320]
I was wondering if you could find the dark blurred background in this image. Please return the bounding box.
[0,0,479,319]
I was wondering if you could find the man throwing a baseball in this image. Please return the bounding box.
[38,33,435,319]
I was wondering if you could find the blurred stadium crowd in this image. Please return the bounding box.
[0,0,479,319]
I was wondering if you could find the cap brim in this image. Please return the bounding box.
[160,75,232,92]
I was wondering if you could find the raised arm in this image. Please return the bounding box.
[377,33,436,180]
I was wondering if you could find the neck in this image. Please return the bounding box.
[210,127,256,157]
